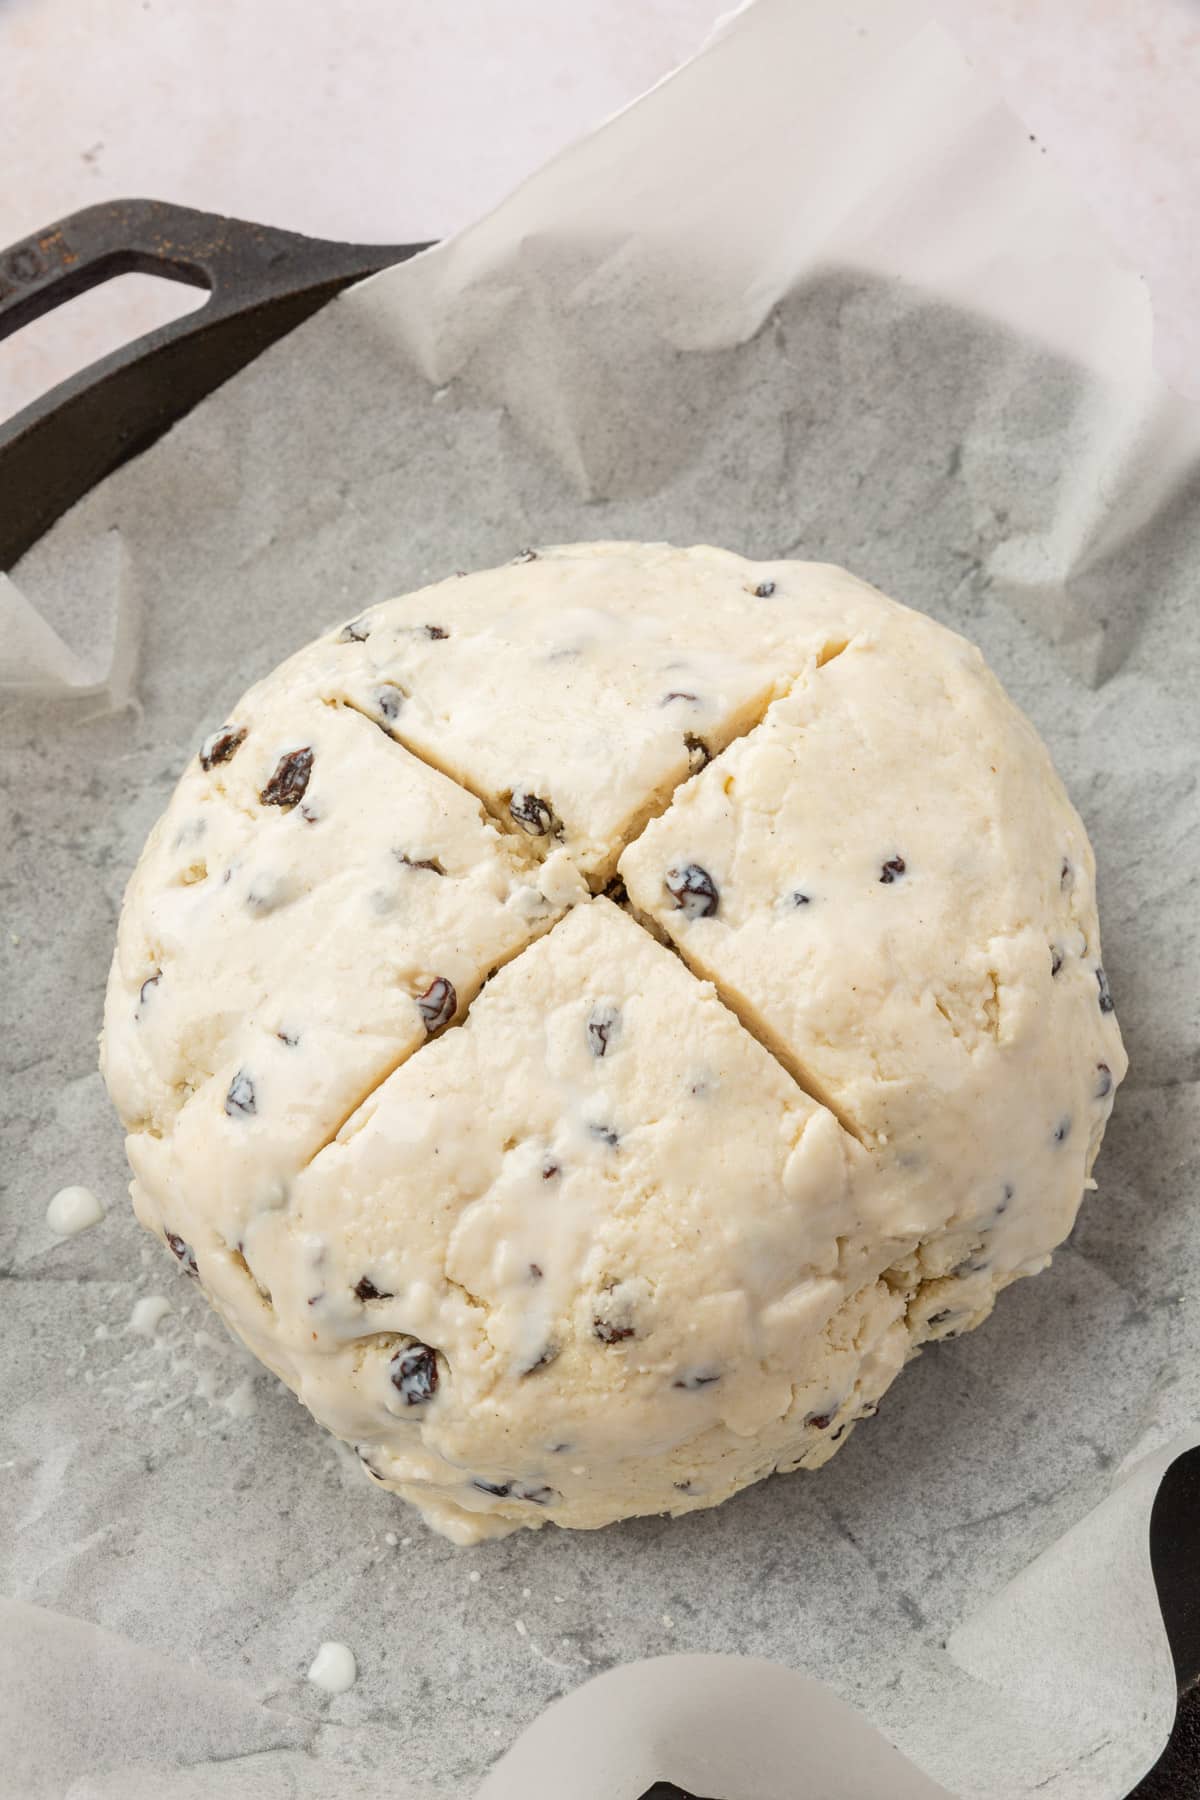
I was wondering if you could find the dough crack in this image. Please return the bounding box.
[293,923,567,1172]
[331,662,819,893]
[581,680,798,892]
[614,634,860,884]
[445,1274,488,1317]
[622,897,868,1148]
[328,695,544,869]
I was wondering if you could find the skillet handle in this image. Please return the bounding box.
[0,198,430,569]
[1126,1444,1200,1797]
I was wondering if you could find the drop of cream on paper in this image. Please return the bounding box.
[129,1296,172,1338]
[307,1641,357,1693]
[46,1185,104,1236]
[222,1374,257,1418]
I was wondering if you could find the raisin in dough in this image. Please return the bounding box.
[298,542,865,885]
[231,900,910,1539]
[102,542,1126,1543]
[103,678,562,1269]
[619,609,1127,1339]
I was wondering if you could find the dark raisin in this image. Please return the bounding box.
[952,1253,988,1277]
[805,1411,834,1430]
[541,1157,561,1181]
[354,1276,393,1302]
[245,882,290,917]
[594,1317,635,1344]
[375,685,405,723]
[1096,966,1114,1014]
[1053,1116,1072,1143]
[513,548,539,564]
[396,852,444,874]
[224,1070,256,1118]
[514,1483,556,1506]
[529,1263,543,1281]
[1061,857,1073,891]
[589,1123,619,1148]
[390,1342,439,1405]
[754,580,776,597]
[521,1344,560,1376]
[1095,1063,1113,1099]
[1050,944,1064,977]
[789,890,811,907]
[423,624,449,640]
[472,1477,511,1497]
[260,747,313,809]
[416,976,456,1035]
[509,790,556,836]
[665,863,718,919]
[138,970,162,1008]
[172,820,207,856]
[879,855,906,884]
[661,690,699,704]
[199,725,247,771]
[165,1231,198,1278]
[684,732,710,773]
[672,1369,721,1390]
[337,618,371,643]
[587,1004,620,1058]
[276,1028,299,1046]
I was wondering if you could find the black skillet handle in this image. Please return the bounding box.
[1127,1443,1200,1798]
[0,198,430,569]
[630,1458,1200,1800]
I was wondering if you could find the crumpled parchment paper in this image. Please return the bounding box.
[2,2,1197,1796]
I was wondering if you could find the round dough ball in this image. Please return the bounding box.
[101,543,1126,1543]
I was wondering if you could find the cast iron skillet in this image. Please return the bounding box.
[639,1456,1199,1796]
[0,198,428,569]
[0,199,1195,1800]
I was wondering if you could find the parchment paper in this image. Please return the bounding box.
[2,2,1197,1796]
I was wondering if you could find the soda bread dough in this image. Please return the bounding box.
[104,687,563,1250]
[101,543,1126,1544]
